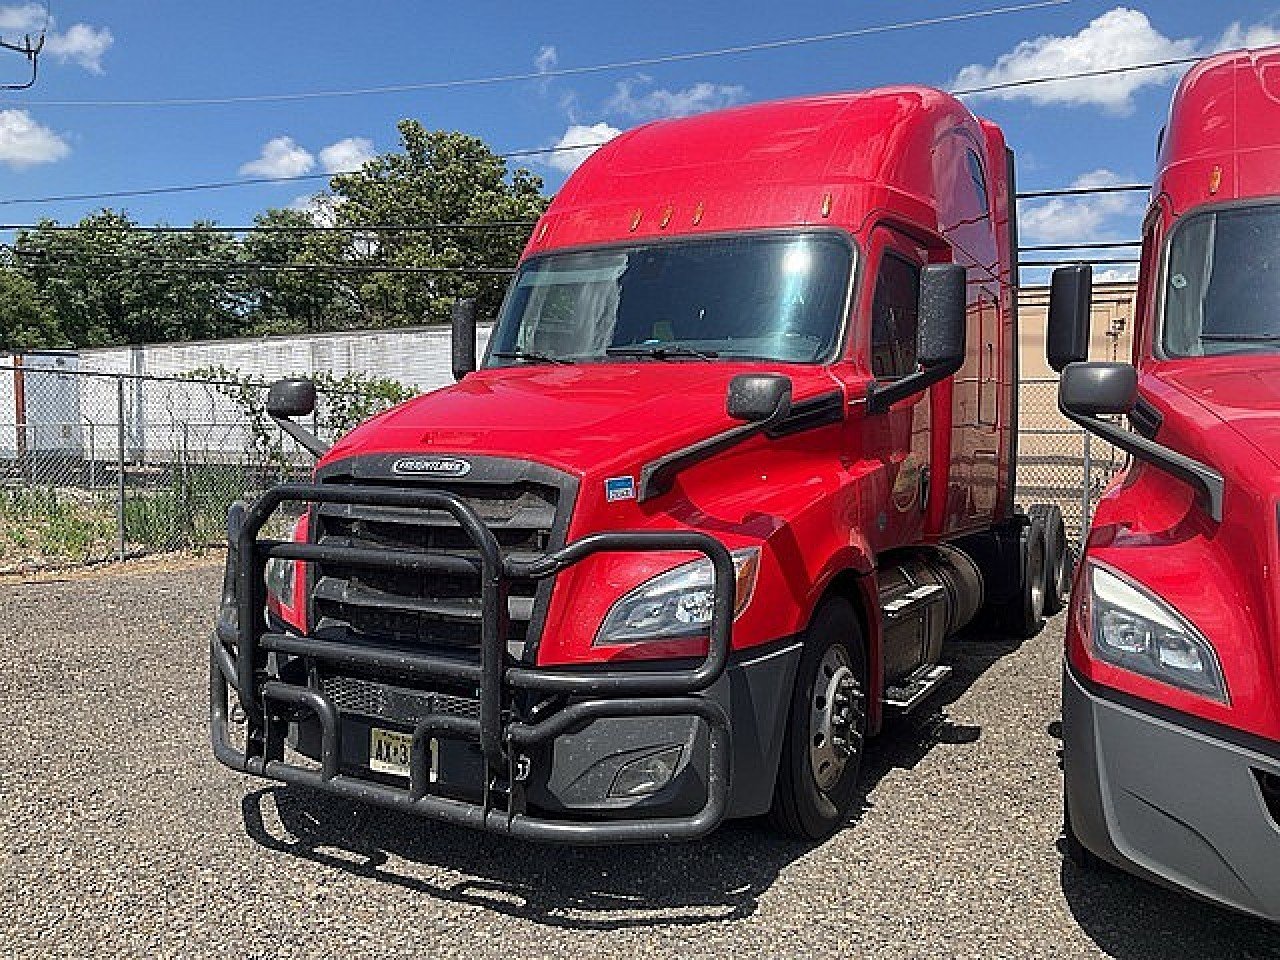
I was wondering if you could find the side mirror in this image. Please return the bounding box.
[266,377,316,418]
[1047,264,1093,372]
[265,377,327,458]
[917,263,967,370]
[727,373,792,423]
[1059,362,1136,417]
[867,263,967,413]
[452,298,477,380]
[1058,361,1223,522]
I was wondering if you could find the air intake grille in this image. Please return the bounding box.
[321,674,480,724]
[307,457,573,657]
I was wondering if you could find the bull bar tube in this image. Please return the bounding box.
[209,482,734,844]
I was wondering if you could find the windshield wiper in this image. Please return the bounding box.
[492,349,574,365]
[605,344,719,361]
[1199,333,1280,342]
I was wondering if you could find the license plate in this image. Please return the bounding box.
[369,727,416,778]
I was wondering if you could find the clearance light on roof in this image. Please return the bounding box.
[821,193,833,217]
[629,209,643,232]
[660,205,673,229]
[692,202,704,226]
[1209,165,1222,196]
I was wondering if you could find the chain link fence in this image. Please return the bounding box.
[0,364,1122,572]
[1016,377,1125,545]
[0,363,409,572]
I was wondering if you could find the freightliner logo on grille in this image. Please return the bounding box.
[391,456,473,478]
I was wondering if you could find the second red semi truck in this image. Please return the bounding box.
[1053,46,1280,921]
[210,86,1069,842]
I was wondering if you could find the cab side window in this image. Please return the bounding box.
[870,253,920,378]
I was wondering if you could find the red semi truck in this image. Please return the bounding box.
[211,86,1068,842]
[1053,46,1280,920]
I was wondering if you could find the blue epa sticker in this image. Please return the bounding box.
[605,476,636,502]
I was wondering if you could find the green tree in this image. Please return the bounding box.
[0,265,62,351]
[18,210,247,347]
[323,120,547,326]
[240,206,357,334]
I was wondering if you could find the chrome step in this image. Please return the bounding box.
[883,663,953,714]
[881,583,945,620]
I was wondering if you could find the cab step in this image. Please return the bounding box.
[883,664,953,714]
[880,583,945,620]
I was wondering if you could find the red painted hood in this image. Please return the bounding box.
[1155,357,1280,470]
[323,363,844,479]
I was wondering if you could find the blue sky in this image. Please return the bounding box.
[0,1,1276,280]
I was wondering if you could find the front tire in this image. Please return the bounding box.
[769,597,868,841]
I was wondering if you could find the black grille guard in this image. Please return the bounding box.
[209,482,734,844]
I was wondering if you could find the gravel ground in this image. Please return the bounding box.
[1,561,1277,959]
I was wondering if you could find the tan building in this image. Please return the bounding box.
[1018,281,1138,380]
[1015,281,1137,536]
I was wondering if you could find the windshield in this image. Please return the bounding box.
[486,232,852,366]
[1163,204,1280,356]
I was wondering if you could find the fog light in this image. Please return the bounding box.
[608,745,683,798]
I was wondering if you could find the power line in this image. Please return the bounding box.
[0,221,537,234]
[7,1,1069,109]
[0,141,587,207]
[1018,241,1139,252]
[952,56,1201,96]
[1017,184,1150,199]
[1018,257,1140,267]
[0,177,1153,219]
[14,254,516,275]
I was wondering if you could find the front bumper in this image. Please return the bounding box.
[210,482,789,844]
[1063,663,1280,921]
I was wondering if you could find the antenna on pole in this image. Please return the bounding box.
[0,1,48,91]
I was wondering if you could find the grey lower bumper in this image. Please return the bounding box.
[1063,664,1280,922]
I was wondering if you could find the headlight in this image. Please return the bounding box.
[1088,563,1228,702]
[265,514,308,629]
[264,553,296,609]
[595,547,760,645]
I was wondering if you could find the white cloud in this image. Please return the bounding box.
[44,23,113,74]
[1019,169,1141,244]
[289,193,342,226]
[1094,266,1138,283]
[0,3,43,32]
[953,8,1197,114]
[0,6,114,73]
[546,122,621,174]
[1216,20,1280,52]
[239,136,315,178]
[606,77,747,120]
[0,108,68,168]
[318,136,375,174]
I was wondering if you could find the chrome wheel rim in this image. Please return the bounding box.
[1028,537,1046,617]
[808,645,864,792]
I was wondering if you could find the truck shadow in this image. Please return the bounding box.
[1058,858,1280,958]
[242,786,802,929]
[1045,720,1280,957]
[238,635,1014,931]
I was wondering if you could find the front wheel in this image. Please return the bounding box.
[769,597,868,841]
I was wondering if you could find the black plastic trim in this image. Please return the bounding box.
[1130,396,1163,440]
[1004,145,1020,519]
[637,391,841,503]
[1058,378,1224,523]
[1068,660,1280,765]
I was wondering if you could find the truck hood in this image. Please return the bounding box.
[1156,357,1280,471]
[323,363,843,478]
